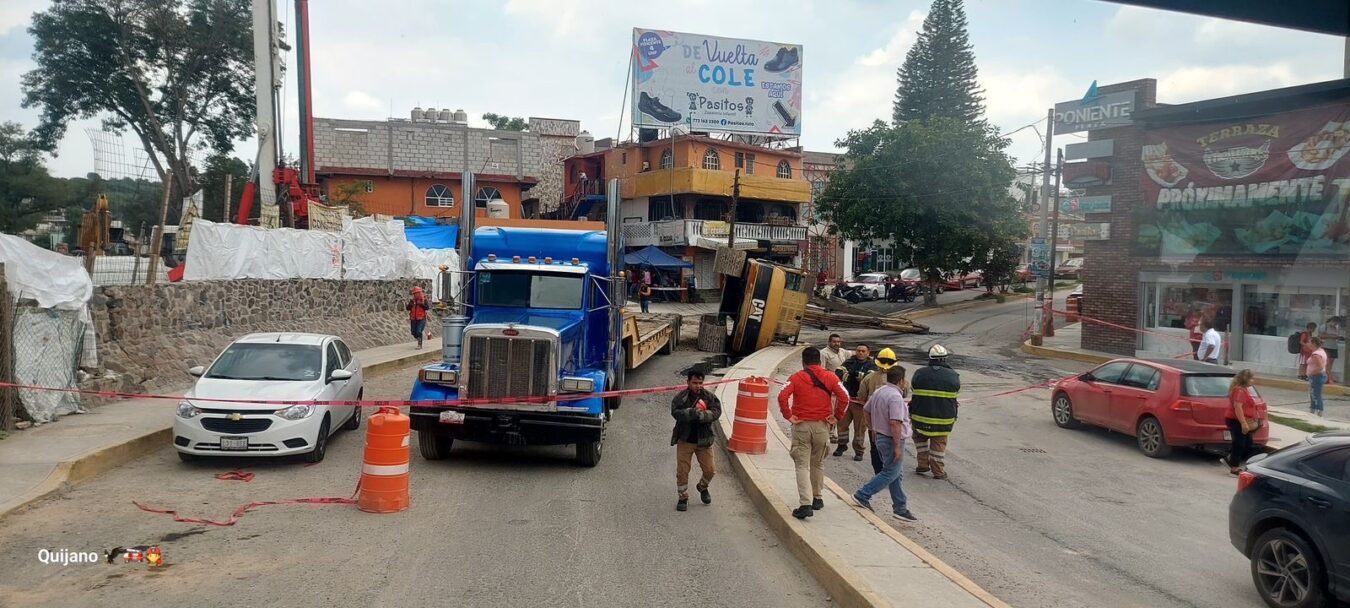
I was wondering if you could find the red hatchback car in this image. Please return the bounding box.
[1051,358,1269,458]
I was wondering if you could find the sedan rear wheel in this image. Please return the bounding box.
[1251,528,1327,608]
[1135,416,1172,458]
[1052,393,1080,429]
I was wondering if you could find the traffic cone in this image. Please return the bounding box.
[728,377,769,454]
[358,407,410,513]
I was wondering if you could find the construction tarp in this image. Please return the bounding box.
[184,220,342,280]
[624,245,692,268]
[404,224,458,249]
[341,217,410,280]
[0,233,93,311]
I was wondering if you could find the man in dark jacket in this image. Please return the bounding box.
[671,370,722,511]
[911,344,960,480]
[834,344,877,458]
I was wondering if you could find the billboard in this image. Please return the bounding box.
[631,28,802,136]
[1054,91,1135,134]
[1133,103,1350,257]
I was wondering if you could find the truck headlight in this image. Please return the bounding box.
[419,369,458,385]
[560,377,595,393]
[176,401,201,419]
[274,404,315,420]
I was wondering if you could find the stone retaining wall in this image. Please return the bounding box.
[87,279,435,394]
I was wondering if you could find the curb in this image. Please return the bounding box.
[714,346,1007,608]
[1021,340,1350,397]
[902,292,1033,321]
[0,344,441,522]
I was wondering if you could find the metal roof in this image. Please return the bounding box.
[1106,0,1349,36]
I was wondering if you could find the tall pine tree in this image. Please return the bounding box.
[893,0,985,125]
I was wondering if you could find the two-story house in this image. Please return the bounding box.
[561,134,810,292]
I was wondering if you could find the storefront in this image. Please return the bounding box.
[1076,78,1350,379]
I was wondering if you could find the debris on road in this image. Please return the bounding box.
[804,305,928,334]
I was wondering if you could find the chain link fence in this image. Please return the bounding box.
[11,302,88,423]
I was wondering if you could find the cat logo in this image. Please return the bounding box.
[228,413,243,421]
[748,298,766,324]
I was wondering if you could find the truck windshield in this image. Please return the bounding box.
[477,271,584,309]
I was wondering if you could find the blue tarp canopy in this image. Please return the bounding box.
[404,224,458,249]
[623,245,692,269]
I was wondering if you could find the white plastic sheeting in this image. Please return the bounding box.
[184,220,342,280]
[0,233,93,311]
[341,217,411,280]
[13,307,86,422]
[405,247,461,303]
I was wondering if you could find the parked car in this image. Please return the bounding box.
[173,333,364,463]
[1229,432,1350,608]
[1015,263,1033,283]
[942,270,983,290]
[1055,257,1084,280]
[898,267,944,294]
[846,272,889,300]
[1050,358,1269,458]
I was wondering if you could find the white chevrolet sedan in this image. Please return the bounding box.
[173,333,363,463]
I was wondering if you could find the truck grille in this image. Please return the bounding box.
[466,335,553,402]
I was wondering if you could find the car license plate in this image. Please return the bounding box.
[1222,430,1232,441]
[439,410,465,424]
[220,436,248,450]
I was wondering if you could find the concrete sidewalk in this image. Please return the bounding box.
[713,346,1006,608]
[0,341,439,520]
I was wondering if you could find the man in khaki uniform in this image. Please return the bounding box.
[820,334,848,442]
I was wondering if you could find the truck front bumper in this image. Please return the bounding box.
[410,405,603,446]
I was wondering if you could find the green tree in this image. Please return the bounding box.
[482,113,528,131]
[21,0,254,202]
[197,153,249,222]
[893,0,984,125]
[0,122,67,233]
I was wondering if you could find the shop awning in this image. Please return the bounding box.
[624,245,692,268]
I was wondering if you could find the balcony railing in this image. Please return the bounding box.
[621,219,806,248]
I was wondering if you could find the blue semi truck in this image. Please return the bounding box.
[408,179,677,467]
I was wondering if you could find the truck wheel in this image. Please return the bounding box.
[660,319,678,355]
[605,364,625,412]
[417,430,452,460]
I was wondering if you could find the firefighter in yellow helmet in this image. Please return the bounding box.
[856,348,906,472]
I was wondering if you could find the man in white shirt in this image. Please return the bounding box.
[1196,319,1223,364]
[820,334,849,442]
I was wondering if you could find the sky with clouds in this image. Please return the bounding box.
[1,0,1344,178]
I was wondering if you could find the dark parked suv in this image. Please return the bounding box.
[1229,432,1350,608]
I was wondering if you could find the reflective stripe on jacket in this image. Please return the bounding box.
[909,362,960,436]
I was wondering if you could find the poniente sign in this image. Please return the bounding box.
[1054,91,1136,134]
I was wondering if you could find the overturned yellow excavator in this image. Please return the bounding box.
[77,194,111,255]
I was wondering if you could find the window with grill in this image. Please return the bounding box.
[702,148,720,170]
[660,148,673,169]
[475,187,502,208]
[777,160,792,178]
[425,184,454,208]
[735,152,755,174]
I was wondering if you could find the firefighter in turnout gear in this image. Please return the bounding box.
[911,344,960,479]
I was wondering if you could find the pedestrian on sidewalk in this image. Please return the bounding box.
[912,344,961,480]
[821,334,849,444]
[1185,307,1203,360]
[1224,369,1262,475]
[777,346,851,520]
[1298,322,1318,379]
[639,282,653,313]
[1308,336,1329,417]
[671,370,722,512]
[857,348,906,472]
[1196,319,1223,365]
[1320,317,1341,383]
[835,344,877,459]
[406,286,430,349]
[853,366,917,522]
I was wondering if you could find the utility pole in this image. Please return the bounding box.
[1046,148,1064,338]
[728,168,741,248]
[223,174,233,223]
[1032,108,1055,346]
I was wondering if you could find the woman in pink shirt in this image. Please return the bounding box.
[1307,336,1328,417]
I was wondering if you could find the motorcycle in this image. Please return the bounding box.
[886,282,916,303]
[831,283,868,304]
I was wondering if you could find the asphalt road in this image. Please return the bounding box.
[0,350,826,608]
[794,296,1285,608]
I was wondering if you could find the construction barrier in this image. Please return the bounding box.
[358,407,410,513]
[1065,297,1080,323]
[727,377,769,454]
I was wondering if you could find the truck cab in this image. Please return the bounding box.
[409,226,622,467]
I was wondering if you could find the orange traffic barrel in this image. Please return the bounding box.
[358,407,410,513]
[728,377,769,454]
[1066,297,1080,323]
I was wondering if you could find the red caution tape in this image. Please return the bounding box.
[133,496,355,527]
[213,470,254,482]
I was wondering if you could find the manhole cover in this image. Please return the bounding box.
[1020,447,1047,453]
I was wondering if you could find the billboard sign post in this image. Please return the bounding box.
[631,28,803,136]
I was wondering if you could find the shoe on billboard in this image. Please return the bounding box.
[639,92,682,123]
[764,47,799,72]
